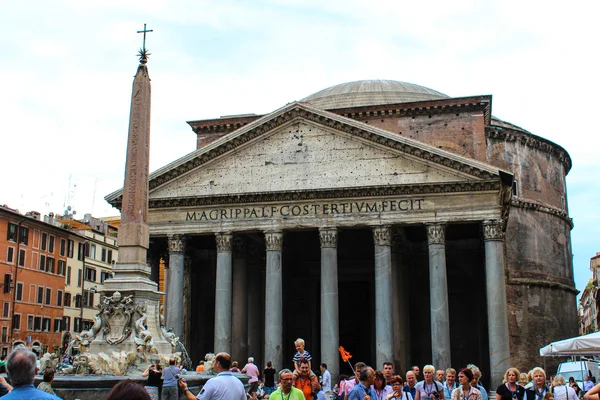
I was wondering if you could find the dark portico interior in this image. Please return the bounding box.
[150,223,490,386]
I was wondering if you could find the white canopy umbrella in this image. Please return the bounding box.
[540,331,600,356]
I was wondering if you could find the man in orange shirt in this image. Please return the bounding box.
[295,360,321,400]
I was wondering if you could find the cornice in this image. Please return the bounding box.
[189,115,260,135]
[335,96,492,127]
[187,96,492,135]
[510,198,573,229]
[507,277,579,295]
[140,180,502,209]
[486,126,572,173]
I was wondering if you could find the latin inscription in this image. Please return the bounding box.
[185,199,425,221]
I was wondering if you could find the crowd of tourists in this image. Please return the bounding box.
[5,342,600,400]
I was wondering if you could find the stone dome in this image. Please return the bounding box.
[302,79,448,110]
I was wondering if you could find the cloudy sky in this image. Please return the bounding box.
[1,0,598,294]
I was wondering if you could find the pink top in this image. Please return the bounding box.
[345,378,358,395]
[242,363,260,383]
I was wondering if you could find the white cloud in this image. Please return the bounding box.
[1,0,598,295]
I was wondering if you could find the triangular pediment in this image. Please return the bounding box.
[106,102,508,208]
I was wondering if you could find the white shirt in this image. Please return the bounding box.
[552,385,577,400]
[322,370,332,391]
[198,372,246,400]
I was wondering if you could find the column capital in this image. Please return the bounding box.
[373,226,392,246]
[426,223,446,245]
[319,227,338,248]
[168,234,187,254]
[483,219,505,241]
[233,237,246,256]
[265,231,283,251]
[215,233,233,252]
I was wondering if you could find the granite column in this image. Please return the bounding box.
[319,227,339,381]
[264,231,283,370]
[231,237,249,362]
[166,234,186,338]
[247,245,262,365]
[215,233,233,353]
[426,223,451,370]
[483,219,511,388]
[373,226,394,368]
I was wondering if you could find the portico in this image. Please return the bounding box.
[153,218,508,378]
[129,102,511,380]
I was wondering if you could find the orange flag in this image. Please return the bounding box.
[339,346,353,362]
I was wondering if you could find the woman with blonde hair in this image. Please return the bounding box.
[415,365,445,400]
[552,375,577,400]
[496,368,526,400]
[526,368,549,400]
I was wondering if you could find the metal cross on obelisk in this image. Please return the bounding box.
[137,23,153,63]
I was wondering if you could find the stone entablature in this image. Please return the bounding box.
[147,181,501,209]
[186,96,492,136]
[147,190,503,235]
[188,114,260,134]
[332,95,492,126]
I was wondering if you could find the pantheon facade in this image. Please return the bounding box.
[107,80,576,386]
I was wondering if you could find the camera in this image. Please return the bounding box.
[433,393,440,399]
[175,374,183,381]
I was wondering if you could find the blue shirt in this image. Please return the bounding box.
[477,384,488,400]
[404,385,417,400]
[349,382,376,400]
[2,384,61,400]
[443,381,458,399]
[163,365,181,387]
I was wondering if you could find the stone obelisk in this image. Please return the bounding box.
[91,43,171,354]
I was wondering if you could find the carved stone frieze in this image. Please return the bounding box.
[265,231,283,251]
[319,227,338,248]
[168,234,186,254]
[373,226,392,246]
[426,223,446,245]
[144,180,501,209]
[482,219,505,241]
[215,233,233,252]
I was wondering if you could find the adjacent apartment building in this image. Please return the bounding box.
[579,252,600,335]
[0,206,80,356]
[57,213,118,353]
[0,206,118,356]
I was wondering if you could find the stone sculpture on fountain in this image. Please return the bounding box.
[65,291,182,376]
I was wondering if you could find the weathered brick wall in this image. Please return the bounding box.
[358,111,488,163]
